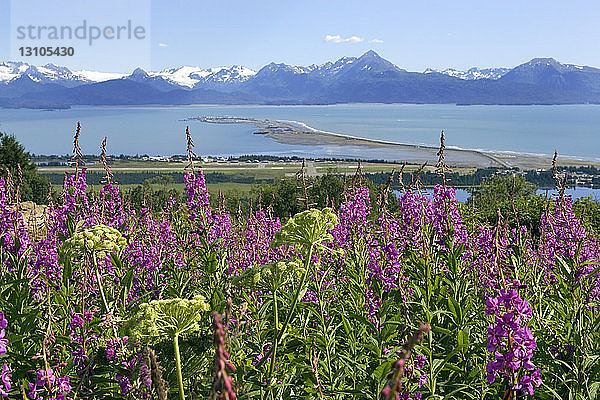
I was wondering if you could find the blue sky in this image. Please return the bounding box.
[1,0,599,72]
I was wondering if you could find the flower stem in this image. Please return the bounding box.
[268,290,279,379]
[268,289,279,399]
[92,253,110,315]
[173,333,186,400]
[256,244,314,370]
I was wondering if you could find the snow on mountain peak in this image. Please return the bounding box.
[75,70,126,82]
[424,67,510,80]
[1,56,593,93]
[0,61,31,83]
[201,65,256,83]
[154,66,208,87]
[516,58,594,73]
[153,65,256,88]
[0,61,126,85]
[0,61,255,88]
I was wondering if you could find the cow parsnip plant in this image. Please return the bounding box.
[64,224,127,258]
[126,296,210,400]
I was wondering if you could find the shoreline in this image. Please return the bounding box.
[188,116,507,168]
[188,116,575,169]
[5,102,600,112]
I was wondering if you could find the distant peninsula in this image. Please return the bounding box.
[186,116,564,169]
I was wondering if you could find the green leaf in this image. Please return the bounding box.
[447,296,462,323]
[373,360,392,382]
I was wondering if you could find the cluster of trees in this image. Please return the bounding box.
[105,173,600,236]
[0,133,49,204]
[2,132,600,234]
[365,167,502,188]
[464,174,600,234]
[43,171,271,186]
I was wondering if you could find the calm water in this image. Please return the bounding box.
[0,104,598,160]
[401,187,600,203]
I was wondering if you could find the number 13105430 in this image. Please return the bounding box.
[19,46,75,56]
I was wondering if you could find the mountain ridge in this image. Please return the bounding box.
[1,51,599,108]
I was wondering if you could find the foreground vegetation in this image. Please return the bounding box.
[1,128,600,399]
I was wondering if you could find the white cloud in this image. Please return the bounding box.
[325,34,364,44]
[370,39,384,44]
[158,43,169,47]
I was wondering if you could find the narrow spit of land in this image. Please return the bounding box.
[187,116,562,170]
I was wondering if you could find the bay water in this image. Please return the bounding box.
[0,104,598,160]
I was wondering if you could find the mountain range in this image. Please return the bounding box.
[1,51,599,109]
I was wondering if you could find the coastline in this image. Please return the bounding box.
[188,116,569,169]
[2,104,596,169]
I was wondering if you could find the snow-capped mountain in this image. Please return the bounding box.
[198,66,256,84]
[149,66,208,88]
[0,61,255,90]
[0,61,125,86]
[424,67,510,80]
[497,58,600,92]
[0,56,514,92]
[509,57,592,73]
[310,56,356,77]
[122,65,257,91]
[500,58,595,82]
[255,63,310,76]
[1,52,600,108]
[150,65,256,89]
[254,51,403,81]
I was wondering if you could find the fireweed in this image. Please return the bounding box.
[210,312,236,400]
[485,289,541,395]
[380,323,430,400]
[0,312,11,398]
[1,130,600,398]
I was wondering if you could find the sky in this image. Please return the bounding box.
[1,0,599,73]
